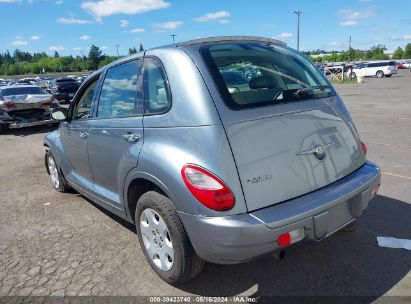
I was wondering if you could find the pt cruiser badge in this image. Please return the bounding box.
[296,141,336,161]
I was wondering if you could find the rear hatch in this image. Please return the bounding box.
[224,99,364,211]
[198,41,365,211]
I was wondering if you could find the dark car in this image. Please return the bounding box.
[49,78,80,104]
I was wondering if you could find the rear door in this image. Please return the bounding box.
[198,42,365,211]
[86,58,144,208]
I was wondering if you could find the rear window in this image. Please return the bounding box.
[1,87,47,96]
[201,42,334,110]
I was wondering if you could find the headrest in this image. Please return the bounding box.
[249,76,276,89]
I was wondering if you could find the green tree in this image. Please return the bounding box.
[98,56,119,68]
[392,47,404,59]
[88,45,103,70]
[53,51,60,58]
[404,43,411,59]
[128,47,137,54]
[139,43,144,52]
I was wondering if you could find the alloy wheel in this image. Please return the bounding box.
[47,156,60,189]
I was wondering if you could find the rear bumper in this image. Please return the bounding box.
[178,161,381,264]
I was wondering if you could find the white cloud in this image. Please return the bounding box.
[328,41,343,48]
[57,17,93,24]
[30,35,40,40]
[120,19,128,27]
[101,45,108,50]
[278,32,293,38]
[73,47,82,51]
[219,19,229,24]
[130,28,145,33]
[0,0,22,2]
[194,10,230,23]
[12,40,28,46]
[81,0,171,22]
[403,35,411,40]
[153,20,182,31]
[49,46,65,52]
[80,35,92,40]
[55,0,63,4]
[340,20,358,27]
[337,8,375,27]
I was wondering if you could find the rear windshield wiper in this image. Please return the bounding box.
[294,85,330,97]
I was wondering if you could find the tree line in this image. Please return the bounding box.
[0,44,144,76]
[1,43,410,76]
[307,43,411,63]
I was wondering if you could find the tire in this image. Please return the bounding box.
[0,124,9,134]
[45,151,70,192]
[135,191,204,285]
[349,72,356,79]
[376,70,384,78]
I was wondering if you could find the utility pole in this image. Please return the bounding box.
[171,34,177,44]
[114,44,120,57]
[293,10,302,51]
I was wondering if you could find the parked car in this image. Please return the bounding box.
[403,60,411,69]
[0,85,58,133]
[348,61,397,78]
[397,62,405,69]
[45,36,381,284]
[49,78,80,103]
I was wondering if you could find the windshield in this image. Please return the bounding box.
[201,42,334,109]
[1,86,48,96]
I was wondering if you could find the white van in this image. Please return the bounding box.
[348,61,397,78]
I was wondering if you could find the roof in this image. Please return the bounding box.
[179,36,287,46]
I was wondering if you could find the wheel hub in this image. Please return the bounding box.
[140,208,174,271]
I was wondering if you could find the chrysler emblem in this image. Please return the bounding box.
[296,141,335,161]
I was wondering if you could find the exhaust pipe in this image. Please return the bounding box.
[273,250,286,260]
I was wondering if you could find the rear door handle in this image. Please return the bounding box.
[79,131,88,139]
[122,133,140,143]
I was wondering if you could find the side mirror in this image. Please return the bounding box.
[51,107,68,121]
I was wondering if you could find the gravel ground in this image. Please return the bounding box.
[1,70,411,301]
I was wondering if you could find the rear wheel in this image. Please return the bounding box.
[376,70,384,78]
[46,151,70,192]
[135,191,204,285]
[349,72,356,79]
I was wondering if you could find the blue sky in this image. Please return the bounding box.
[1,0,411,56]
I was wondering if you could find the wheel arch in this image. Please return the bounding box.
[124,172,170,223]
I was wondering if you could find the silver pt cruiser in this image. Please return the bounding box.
[45,36,381,284]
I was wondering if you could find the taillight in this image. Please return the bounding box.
[388,66,392,71]
[361,141,367,156]
[277,228,305,247]
[181,164,235,211]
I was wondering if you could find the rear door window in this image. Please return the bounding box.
[97,59,142,118]
[201,42,334,110]
[143,57,171,115]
